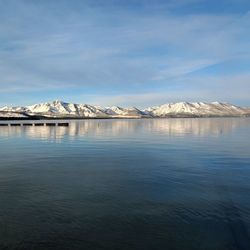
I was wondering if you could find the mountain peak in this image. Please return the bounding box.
[0,101,249,118]
[52,100,65,105]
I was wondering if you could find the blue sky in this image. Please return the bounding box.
[0,0,250,108]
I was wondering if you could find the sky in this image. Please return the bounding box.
[0,0,250,108]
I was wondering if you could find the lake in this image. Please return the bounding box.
[0,118,250,250]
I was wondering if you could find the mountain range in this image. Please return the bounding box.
[0,100,250,119]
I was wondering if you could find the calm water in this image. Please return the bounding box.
[0,118,250,250]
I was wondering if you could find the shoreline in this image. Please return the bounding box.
[0,115,249,121]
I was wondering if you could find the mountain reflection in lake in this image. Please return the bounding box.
[0,118,249,141]
[0,118,250,250]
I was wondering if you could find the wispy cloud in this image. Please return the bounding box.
[0,0,249,106]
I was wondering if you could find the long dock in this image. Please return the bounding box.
[0,122,69,127]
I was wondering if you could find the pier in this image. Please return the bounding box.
[0,122,69,127]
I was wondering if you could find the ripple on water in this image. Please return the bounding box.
[0,118,250,250]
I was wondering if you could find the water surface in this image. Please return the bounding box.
[0,118,250,250]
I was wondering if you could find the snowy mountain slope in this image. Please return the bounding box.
[24,101,147,118]
[0,111,29,118]
[26,100,108,117]
[0,100,249,118]
[105,106,145,117]
[0,106,28,113]
[144,102,248,117]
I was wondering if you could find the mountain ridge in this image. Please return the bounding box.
[0,100,250,119]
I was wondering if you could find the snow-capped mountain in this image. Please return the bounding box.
[144,102,248,117]
[105,106,145,117]
[0,100,147,118]
[0,100,249,119]
[26,100,108,118]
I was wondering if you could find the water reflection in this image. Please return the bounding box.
[0,118,249,140]
[0,118,250,250]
